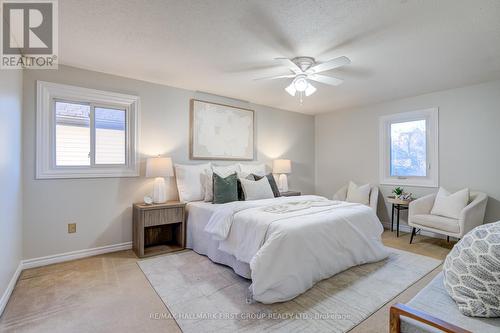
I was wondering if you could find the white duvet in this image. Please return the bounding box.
[204,195,389,303]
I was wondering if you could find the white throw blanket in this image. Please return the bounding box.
[204,195,389,303]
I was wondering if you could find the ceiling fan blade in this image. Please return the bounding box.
[306,56,351,74]
[253,74,295,81]
[274,57,302,74]
[308,74,344,86]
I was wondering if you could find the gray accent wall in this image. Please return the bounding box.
[315,79,500,229]
[0,70,23,304]
[22,65,315,260]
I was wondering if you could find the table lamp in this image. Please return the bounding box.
[146,156,174,203]
[273,159,291,192]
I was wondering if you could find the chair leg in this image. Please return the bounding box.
[410,227,416,244]
[447,236,450,243]
[396,206,400,237]
[391,204,394,232]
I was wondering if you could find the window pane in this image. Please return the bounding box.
[390,120,427,177]
[55,101,91,166]
[95,107,126,165]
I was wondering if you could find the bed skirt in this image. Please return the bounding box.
[185,202,252,279]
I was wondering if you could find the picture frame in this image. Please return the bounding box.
[189,99,255,160]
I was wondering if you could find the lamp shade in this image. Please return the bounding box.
[273,159,291,174]
[146,157,174,178]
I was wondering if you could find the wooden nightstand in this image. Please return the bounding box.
[280,191,301,197]
[133,201,186,258]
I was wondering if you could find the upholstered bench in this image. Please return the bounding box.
[390,272,500,333]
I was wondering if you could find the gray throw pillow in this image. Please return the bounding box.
[213,173,238,204]
[238,174,255,201]
[443,221,500,317]
[253,174,281,197]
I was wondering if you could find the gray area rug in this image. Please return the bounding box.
[138,248,441,332]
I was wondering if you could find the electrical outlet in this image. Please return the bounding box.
[68,223,76,233]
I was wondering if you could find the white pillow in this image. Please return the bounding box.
[239,163,266,177]
[431,187,469,219]
[203,164,241,202]
[203,169,214,202]
[346,181,371,205]
[175,163,211,202]
[213,164,241,176]
[239,177,274,201]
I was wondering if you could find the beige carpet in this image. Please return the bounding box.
[138,248,441,333]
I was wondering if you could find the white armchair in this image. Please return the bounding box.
[333,184,379,213]
[408,191,488,243]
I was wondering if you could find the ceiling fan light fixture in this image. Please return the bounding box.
[258,55,350,102]
[285,83,296,96]
[293,76,308,92]
[305,82,317,96]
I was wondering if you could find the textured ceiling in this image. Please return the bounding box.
[59,0,500,114]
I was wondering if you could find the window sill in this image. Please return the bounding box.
[36,167,139,179]
[380,178,439,188]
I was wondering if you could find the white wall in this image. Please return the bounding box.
[22,65,315,259]
[316,79,500,227]
[0,70,23,307]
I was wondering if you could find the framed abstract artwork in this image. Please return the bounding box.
[190,99,254,160]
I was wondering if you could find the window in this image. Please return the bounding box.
[55,101,91,166]
[36,81,140,179]
[379,108,438,187]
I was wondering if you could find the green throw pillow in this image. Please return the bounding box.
[213,173,239,204]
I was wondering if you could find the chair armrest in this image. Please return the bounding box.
[459,193,488,235]
[333,185,347,201]
[390,303,471,333]
[409,193,436,217]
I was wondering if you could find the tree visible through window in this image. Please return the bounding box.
[379,108,438,187]
[390,120,427,177]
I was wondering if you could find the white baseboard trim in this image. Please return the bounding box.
[1,242,132,316]
[0,262,23,317]
[22,241,133,270]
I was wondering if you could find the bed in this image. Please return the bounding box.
[185,195,389,304]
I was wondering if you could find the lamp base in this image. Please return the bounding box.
[153,177,167,203]
[278,174,288,192]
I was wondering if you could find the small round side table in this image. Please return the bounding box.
[387,196,413,237]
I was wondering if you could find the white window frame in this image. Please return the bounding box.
[379,108,439,187]
[36,81,140,179]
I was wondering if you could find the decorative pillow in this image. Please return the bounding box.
[443,221,500,317]
[203,164,241,202]
[213,164,241,176]
[239,163,267,177]
[203,170,214,202]
[346,181,370,205]
[175,163,211,202]
[237,174,255,201]
[253,174,281,197]
[213,173,239,204]
[431,187,470,219]
[239,177,274,201]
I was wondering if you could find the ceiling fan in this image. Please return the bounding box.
[255,56,351,102]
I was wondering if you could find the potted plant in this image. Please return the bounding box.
[393,187,404,199]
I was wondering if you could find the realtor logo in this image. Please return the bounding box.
[1,0,58,69]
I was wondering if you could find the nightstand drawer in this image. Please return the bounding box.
[144,208,183,227]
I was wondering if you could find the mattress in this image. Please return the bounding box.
[185,201,252,279]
